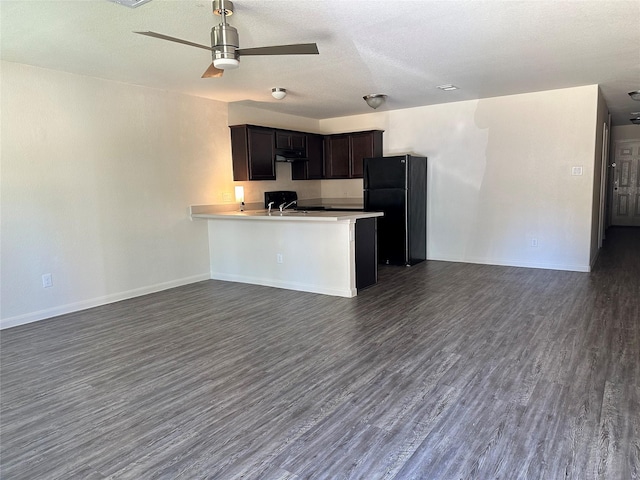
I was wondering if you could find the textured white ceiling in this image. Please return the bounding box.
[1,0,639,124]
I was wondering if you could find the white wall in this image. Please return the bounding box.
[611,124,640,143]
[320,86,601,272]
[0,62,229,328]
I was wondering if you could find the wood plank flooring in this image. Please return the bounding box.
[1,226,639,479]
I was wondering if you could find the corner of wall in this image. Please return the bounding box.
[588,86,611,263]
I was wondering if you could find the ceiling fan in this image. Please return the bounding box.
[135,0,319,78]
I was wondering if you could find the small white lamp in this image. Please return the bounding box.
[234,185,245,211]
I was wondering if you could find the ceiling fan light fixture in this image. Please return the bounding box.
[135,0,318,78]
[272,88,287,100]
[213,58,239,69]
[629,90,640,101]
[363,94,387,109]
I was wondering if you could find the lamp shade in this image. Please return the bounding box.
[234,186,245,203]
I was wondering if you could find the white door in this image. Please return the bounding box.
[611,140,640,226]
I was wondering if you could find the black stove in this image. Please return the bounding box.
[264,191,297,209]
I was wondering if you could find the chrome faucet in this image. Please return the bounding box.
[267,201,274,214]
[279,200,297,212]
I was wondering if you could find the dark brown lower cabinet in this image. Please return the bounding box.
[355,217,378,290]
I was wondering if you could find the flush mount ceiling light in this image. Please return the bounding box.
[363,94,387,109]
[271,87,287,100]
[629,90,640,101]
[436,84,459,91]
[631,117,640,125]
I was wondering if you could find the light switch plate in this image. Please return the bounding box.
[571,166,583,176]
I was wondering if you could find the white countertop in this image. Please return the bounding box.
[191,209,383,222]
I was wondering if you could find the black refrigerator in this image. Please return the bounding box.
[363,154,427,266]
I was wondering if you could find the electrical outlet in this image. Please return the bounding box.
[531,238,538,247]
[276,253,283,264]
[571,166,583,176]
[42,273,53,288]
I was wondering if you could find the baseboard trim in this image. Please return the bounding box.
[590,248,601,270]
[0,273,211,330]
[210,271,356,298]
[428,255,591,273]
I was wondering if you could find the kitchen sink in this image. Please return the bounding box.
[277,210,309,215]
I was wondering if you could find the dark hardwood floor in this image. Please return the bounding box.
[1,227,639,479]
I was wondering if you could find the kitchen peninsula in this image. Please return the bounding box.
[191,208,383,297]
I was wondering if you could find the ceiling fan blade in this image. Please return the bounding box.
[134,31,213,51]
[237,43,319,56]
[202,63,224,78]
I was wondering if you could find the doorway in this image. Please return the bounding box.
[610,140,640,227]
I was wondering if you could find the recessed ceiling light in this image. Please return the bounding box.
[629,90,640,101]
[436,84,459,91]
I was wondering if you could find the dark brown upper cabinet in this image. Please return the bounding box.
[230,125,276,181]
[291,133,324,180]
[324,130,384,179]
[324,134,352,179]
[350,130,383,178]
[275,130,306,151]
[230,125,383,181]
